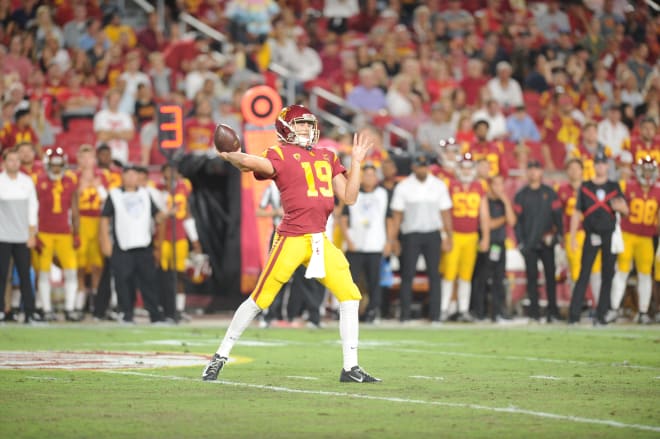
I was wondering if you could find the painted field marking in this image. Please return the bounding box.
[367,347,660,371]
[530,375,561,381]
[25,376,61,381]
[103,371,660,433]
[285,376,319,381]
[410,375,445,381]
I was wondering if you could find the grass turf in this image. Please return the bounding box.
[1,323,659,438]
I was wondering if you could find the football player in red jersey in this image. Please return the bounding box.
[202,105,381,383]
[75,145,108,316]
[96,143,123,190]
[610,156,660,324]
[157,164,201,321]
[556,158,602,295]
[440,153,490,322]
[431,137,459,180]
[623,118,660,164]
[35,147,80,321]
[568,122,613,181]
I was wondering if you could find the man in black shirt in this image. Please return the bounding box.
[472,175,517,321]
[568,151,628,325]
[514,160,564,322]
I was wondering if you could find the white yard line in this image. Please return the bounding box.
[285,376,319,381]
[103,371,660,433]
[409,375,445,381]
[530,375,561,381]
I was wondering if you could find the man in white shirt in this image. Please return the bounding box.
[487,61,523,110]
[597,105,629,157]
[0,147,39,323]
[389,153,453,323]
[93,89,135,165]
[340,164,391,323]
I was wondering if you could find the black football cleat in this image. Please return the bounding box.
[202,354,227,381]
[339,366,382,383]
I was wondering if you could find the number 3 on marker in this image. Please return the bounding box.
[301,161,333,198]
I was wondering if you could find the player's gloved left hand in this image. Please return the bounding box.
[34,236,45,254]
[73,235,81,249]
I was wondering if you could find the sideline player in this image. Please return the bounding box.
[440,153,490,321]
[75,145,108,316]
[35,147,80,321]
[157,164,201,321]
[202,105,381,383]
[610,156,660,323]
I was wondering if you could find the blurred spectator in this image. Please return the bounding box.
[346,67,387,119]
[163,34,209,75]
[472,99,507,140]
[147,52,173,100]
[411,5,433,44]
[62,3,88,49]
[580,16,606,64]
[592,62,614,103]
[568,122,612,181]
[620,70,644,110]
[324,0,359,37]
[1,103,38,151]
[386,73,421,118]
[281,28,322,84]
[137,12,165,53]
[42,31,71,73]
[595,0,625,38]
[58,72,99,130]
[623,117,660,163]
[185,54,217,101]
[34,5,63,55]
[460,58,488,107]
[80,18,107,53]
[426,58,459,104]
[524,54,552,94]
[103,10,136,48]
[597,105,629,156]
[267,16,296,69]
[16,142,44,181]
[119,51,151,112]
[4,34,33,79]
[440,0,472,38]
[183,98,215,154]
[535,1,571,43]
[615,151,634,181]
[29,99,54,147]
[93,88,134,165]
[487,61,523,110]
[506,105,541,143]
[417,101,454,153]
[10,0,38,31]
[134,83,156,130]
[225,0,280,44]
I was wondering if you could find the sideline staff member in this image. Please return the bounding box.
[0,147,39,323]
[99,164,168,323]
[568,151,628,325]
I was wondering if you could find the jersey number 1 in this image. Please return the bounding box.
[301,161,333,198]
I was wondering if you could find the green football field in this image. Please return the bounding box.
[1,322,659,438]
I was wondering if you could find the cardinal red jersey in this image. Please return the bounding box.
[431,165,454,181]
[2,124,39,150]
[20,161,45,184]
[256,144,346,236]
[556,181,582,233]
[447,178,485,233]
[184,118,215,152]
[77,168,108,217]
[620,179,660,237]
[464,140,504,177]
[36,171,78,234]
[102,166,122,190]
[623,137,660,163]
[162,179,193,239]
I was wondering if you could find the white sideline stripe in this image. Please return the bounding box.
[25,376,61,381]
[410,375,445,381]
[370,347,660,371]
[104,371,660,433]
[530,375,561,381]
[286,376,319,381]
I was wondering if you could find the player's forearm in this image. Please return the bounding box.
[99,217,111,249]
[389,211,402,242]
[440,209,453,235]
[343,161,362,205]
[223,152,274,175]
